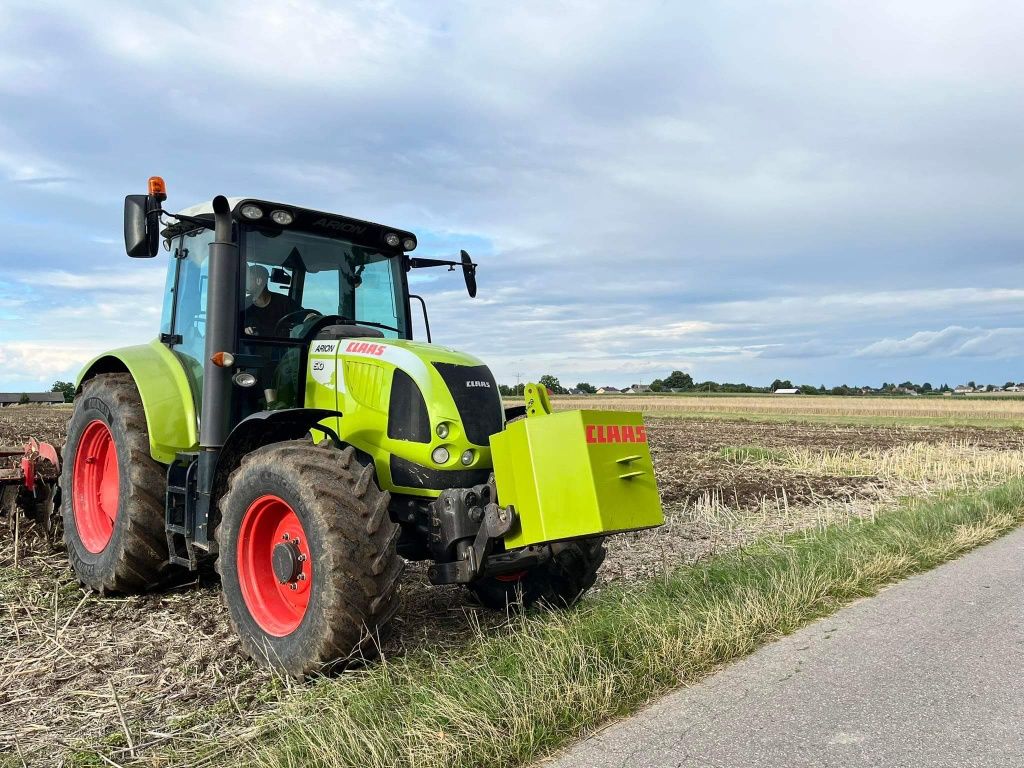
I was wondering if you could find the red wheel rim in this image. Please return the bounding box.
[72,419,119,553]
[237,495,312,637]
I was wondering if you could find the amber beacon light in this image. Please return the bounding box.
[148,176,167,201]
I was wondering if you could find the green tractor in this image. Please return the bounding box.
[61,177,664,676]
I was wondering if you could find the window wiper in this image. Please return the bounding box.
[354,319,401,333]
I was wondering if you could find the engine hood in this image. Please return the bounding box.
[305,336,504,496]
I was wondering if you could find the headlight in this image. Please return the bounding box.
[385,232,401,247]
[233,372,257,388]
[240,204,263,219]
[431,446,450,464]
[270,210,294,225]
[402,237,416,251]
[461,449,475,466]
[436,422,450,439]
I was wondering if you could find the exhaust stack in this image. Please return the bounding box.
[199,195,239,451]
[194,195,239,550]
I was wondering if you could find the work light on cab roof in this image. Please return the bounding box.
[19,175,666,678]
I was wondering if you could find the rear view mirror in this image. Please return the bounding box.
[407,251,479,297]
[124,194,159,258]
[461,250,477,298]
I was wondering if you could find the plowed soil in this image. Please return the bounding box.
[1,405,1021,766]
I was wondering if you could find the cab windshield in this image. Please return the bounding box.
[243,228,407,339]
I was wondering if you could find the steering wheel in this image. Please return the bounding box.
[277,312,358,340]
[273,309,324,337]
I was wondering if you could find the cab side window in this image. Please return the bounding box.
[357,258,403,338]
[172,228,214,398]
[159,239,178,336]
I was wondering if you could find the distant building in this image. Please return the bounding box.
[773,388,800,395]
[0,392,65,407]
[596,386,622,394]
[626,384,651,394]
[953,385,975,394]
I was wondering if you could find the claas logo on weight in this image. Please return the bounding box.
[585,424,648,444]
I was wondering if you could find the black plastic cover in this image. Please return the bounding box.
[389,454,491,490]
[388,368,431,443]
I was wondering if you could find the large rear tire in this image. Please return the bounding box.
[61,374,169,593]
[216,439,403,677]
[470,538,606,611]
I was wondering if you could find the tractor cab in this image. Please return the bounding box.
[159,198,411,412]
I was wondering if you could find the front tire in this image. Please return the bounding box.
[470,538,606,611]
[216,440,403,677]
[61,374,169,593]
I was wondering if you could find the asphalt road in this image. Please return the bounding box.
[547,525,1024,768]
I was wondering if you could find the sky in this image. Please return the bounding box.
[1,0,1023,391]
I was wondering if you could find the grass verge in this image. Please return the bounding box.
[122,480,1024,768]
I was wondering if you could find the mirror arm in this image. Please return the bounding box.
[155,209,215,230]
[409,257,477,269]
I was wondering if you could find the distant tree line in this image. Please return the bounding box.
[498,371,1021,397]
[498,376,591,396]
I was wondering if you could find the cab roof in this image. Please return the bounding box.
[163,197,417,253]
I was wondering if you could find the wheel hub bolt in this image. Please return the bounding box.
[272,541,303,584]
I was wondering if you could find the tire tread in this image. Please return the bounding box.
[216,439,403,677]
[61,373,168,594]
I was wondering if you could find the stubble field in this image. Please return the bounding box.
[554,393,1024,426]
[1,401,1023,766]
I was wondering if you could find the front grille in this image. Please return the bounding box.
[432,363,503,446]
[343,360,384,409]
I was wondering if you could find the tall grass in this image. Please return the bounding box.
[215,480,1024,768]
[746,441,1024,491]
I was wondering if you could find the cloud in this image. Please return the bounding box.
[857,326,1024,359]
[0,340,109,385]
[0,265,165,389]
[13,269,165,292]
[1,1,1024,388]
[757,340,837,359]
[570,321,721,347]
[0,146,72,185]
